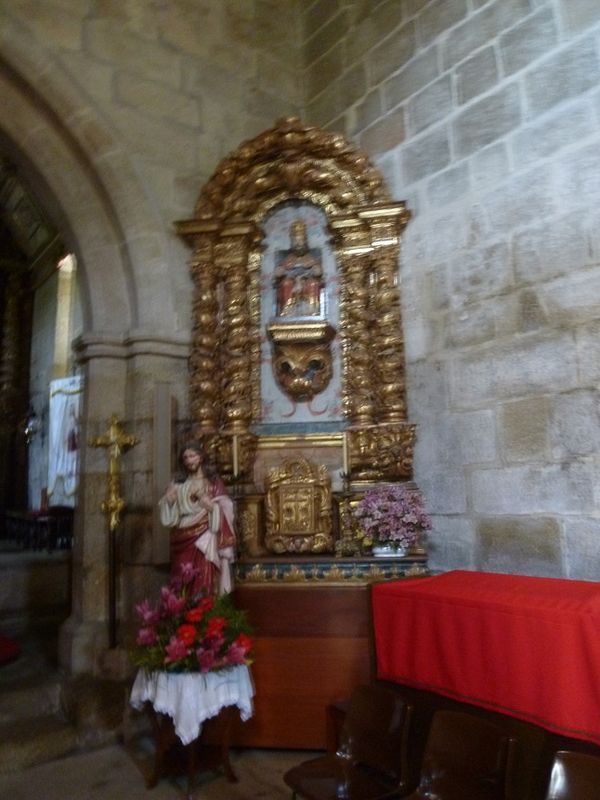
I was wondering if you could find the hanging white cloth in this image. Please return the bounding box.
[47,375,83,507]
[129,665,254,745]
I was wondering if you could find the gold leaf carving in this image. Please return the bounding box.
[176,116,415,488]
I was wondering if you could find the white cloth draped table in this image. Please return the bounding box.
[129,665,254,745]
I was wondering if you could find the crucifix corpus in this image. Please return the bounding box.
[89,414,139,648]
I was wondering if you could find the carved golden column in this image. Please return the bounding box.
[215,221,256,434]
[360,205,411,424]
[330,216,375,426]
[330,216,382,481]
[187,222,220,435]
[359,205,416,480]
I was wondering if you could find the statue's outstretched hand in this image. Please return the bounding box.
[164,483,178,505]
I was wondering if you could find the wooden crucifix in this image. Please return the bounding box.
[90,415,139,648]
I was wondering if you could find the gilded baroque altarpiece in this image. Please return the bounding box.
[175,117,426,583]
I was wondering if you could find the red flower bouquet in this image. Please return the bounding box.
[132,563,253,674]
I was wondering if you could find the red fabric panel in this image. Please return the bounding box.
[372,570,600,745]
[0,633,20,664]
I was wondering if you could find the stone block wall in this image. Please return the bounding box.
[3,0,599,602]
[302,0,600,579]
[2,0,301,337]
[0,1,305,670]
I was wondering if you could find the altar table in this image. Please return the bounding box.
[372,570,600,746]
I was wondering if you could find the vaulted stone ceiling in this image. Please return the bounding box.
[0,157,62,277]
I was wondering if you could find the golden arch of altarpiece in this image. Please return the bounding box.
[175,117,424,580]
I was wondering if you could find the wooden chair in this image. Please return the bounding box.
[544,750,600,799]
[283,683,413,800]
[403,709,517,800]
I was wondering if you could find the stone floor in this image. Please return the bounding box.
[0,738,309,799]
[0,630,314,799]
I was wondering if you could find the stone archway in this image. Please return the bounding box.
[0,18,189,674]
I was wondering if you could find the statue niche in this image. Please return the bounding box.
[267,217,336,402]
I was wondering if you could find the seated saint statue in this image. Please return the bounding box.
[274,220,323,317]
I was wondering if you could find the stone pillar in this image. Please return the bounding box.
[59,335,128,675]
[60,333,188,677]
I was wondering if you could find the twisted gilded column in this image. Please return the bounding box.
[359,205,415,480]
[330,216,375,426]
[188,223,220,435]
[330,216,381,481]
[214,222,255,434]
[360,206,411,424]
[371,245,407,422]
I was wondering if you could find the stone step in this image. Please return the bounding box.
[0,715,79,774]
[0,548,70,637]
[0,675,63,723]
[0,554,126,772]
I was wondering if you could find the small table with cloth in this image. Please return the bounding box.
[130,665,254,793]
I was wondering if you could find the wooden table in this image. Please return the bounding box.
[130,666,254,794]
[145,703,239,795]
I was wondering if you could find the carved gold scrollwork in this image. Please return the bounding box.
[214,224,256,434]
[331,216,376,426]
[376,422,417,481]
[204,430,258,483]
[237,432,258,480]
[177,118,416,491]
[189,227,220,435]
[362,207,411,425]
[193,117,391,222]
[267,321,335,401]
[372,246,407,423]
[265,457,333,554]
[239,495,267,558]
[335,494,369,557]
[246,247,263,425]
[271,341,332,401]
[347,426,380,482]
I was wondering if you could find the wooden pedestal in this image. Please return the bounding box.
[233,584,374,749]
[145,704,238,794]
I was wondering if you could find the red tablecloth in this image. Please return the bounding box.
[372,570,600,745]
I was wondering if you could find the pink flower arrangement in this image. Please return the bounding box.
[354,483,432,550]
[132,564,253,674]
